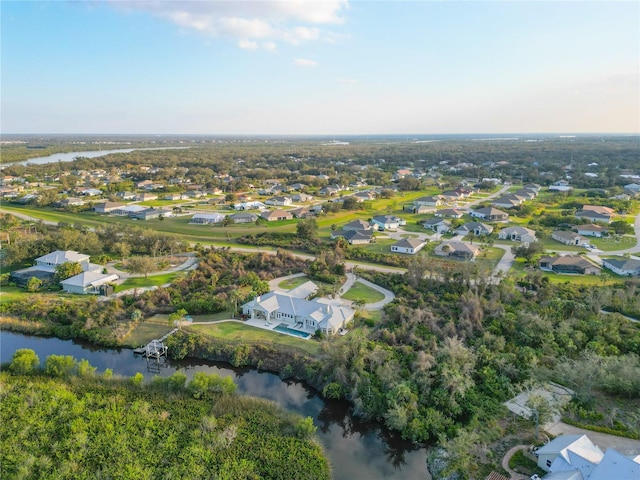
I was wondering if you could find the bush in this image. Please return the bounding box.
[10,349,40,375]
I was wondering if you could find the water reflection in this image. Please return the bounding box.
[1,331,428,479]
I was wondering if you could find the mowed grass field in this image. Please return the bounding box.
[187,321,320,355]
[122,314,176,347]
[342,281,386,303]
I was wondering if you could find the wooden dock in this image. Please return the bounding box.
[133,328,178,357]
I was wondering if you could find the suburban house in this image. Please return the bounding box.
[353,191,376,202]
[112,205,146,217]
[131,208,172,220]
[234,201,267,211]
[602,256,640,276]
[265,196,293,207]
[551,230,590,247]
[190,213,226,224]
[549,180,573,191]
[342,219,373,231]
[533,433,640,478]
[289,206,316,218]
[228,212,258,223]
[422,218,452,234]
[391,238,426,254]
[406,204,435,214]
[241,290,354,336]
[331,229,373,245]
[434,242,479,260]
[492,194,525,209]
[523,183,541,193]
[79,188,103,197]
[434,208,465,219]
[371,215,405,231]
[115,191,136,200]
[261,209,293,222]
[291,193,313,202]
[470,207,509,221]
[164,192,186,201]
[575,224,608,237]
[136,192,158,202]
[455,222,493,236]
[538,255,601,275]
[414,195,444,207]
[9,250,100,288]
[56,197,85,208]
[498,226,537,244]
[60,271,119,295]
[575,205,615,224]
[94,201,124,214]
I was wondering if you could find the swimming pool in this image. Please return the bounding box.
[273,323,311,339]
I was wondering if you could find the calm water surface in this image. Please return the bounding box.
[1,331,429,480]
[7,147,188,166]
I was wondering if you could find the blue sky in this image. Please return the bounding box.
[2,1,638,135]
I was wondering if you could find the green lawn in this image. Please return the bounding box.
[353,238,397,254]
[278,276,311,290]
[115,272,183,292]
[0,285,30,305]
[341,281,386,303]
[187,321,320,355]
[121,314,176,347]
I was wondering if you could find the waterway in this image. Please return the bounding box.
[5,147,188,167]
[0,331,429,480]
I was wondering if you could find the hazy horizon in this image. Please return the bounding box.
[2,1,638,135]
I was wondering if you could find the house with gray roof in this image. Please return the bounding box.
[434,241,479,260]
[538,255,601,275]
[228,212,258,223]
[602,256,640,276]
[242,290,354,336]
[391,238,426,255]
[60,271,120,295]
[422,218,452,234]
[470,206,509,221]
[331,229,373,244]
[551,230,589,247]
[455,222,493,236]
[498,226,537,244]
[342,219,373,231]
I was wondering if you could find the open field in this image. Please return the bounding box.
[278,276,311,290]
[187,321,321,355]
[115,272,184,292]
[342,282,386,303]
[121,314,176,347]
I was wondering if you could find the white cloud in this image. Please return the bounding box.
[109,1,348,49]
[294,58,319,67]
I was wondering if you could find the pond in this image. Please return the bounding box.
[1,331,429,480]
[6,147,188,166]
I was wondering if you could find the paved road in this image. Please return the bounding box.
[106,252,199,280]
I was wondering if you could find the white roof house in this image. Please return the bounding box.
[60,271,119,295]
[242,291,354,336]
[536,434,640,479]
[35,250,91,272]
[189,213,226,224]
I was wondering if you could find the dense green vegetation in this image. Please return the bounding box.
[1,351,329,480]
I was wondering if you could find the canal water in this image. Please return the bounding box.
[1,331,429,480]
[6,147,188,167]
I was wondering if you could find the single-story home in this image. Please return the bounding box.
[455,222,493,236]
[136,192,158,202]
[228,212,258,223]
[538,255,601,275]
[189,213,226,224]
[575,205,615,224]
[470,207,509,221]
[291,193,313,202]
[434,242,479,260]
[261,209,293,221]
[549,180,572,191]
[115,191,136,200]
[131,208,173,220]
[391,238,426,254]
[422,218,452,234]
[434,208,465,219]
[342,219,373,231]
[492,194,525,209]
[234,201,267,211]
[371,215,405,231]
[265,196,293,207]
[405,204,434,214]
[331,229,373,245]
[602,256,640,276]
[94,201,124,214]
[60,271,120,295]
[289,207,316,218]
[413,195,444,207]
[551,230,589,247]
[498,226,537,244]
[575,224,608,237]
[242,290,354,336]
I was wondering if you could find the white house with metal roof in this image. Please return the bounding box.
[60,271,120,295]
[242,290,354,336]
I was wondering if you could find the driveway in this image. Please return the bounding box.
[546,421,640,456]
